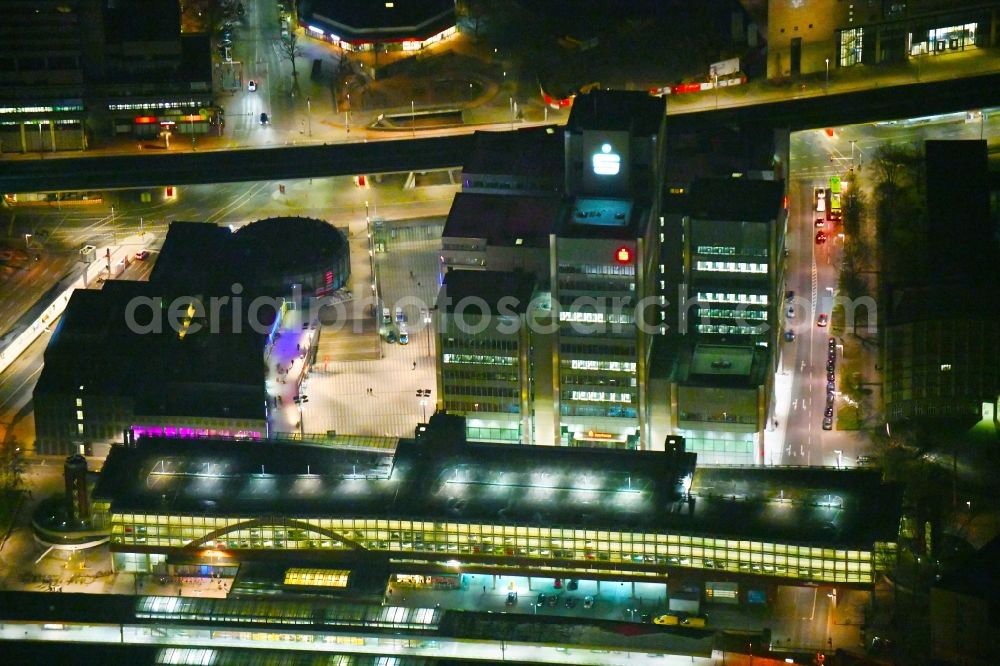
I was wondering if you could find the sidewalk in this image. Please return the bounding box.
[666,46,1000,115]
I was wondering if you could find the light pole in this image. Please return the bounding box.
[834,450,842,469]
[307,97,312,137]
[417,389,431,423]
[411,100,415,137]
[366,200,378,308]
[825,58,830,91]
[423,308,433,357]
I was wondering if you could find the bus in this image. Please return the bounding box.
[827,176,842,221]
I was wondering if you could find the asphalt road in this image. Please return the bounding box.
[773,108,1000,467]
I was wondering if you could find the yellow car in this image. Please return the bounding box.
[653,614,679,626]
[681,616,707,628]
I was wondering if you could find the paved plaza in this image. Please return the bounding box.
[299,217,444,438]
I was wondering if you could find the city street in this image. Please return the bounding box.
[765,107,1000,468]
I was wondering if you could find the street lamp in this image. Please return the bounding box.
[834,450,842,469]
[423,308,433,357]
[411,100,415,137]
[825,58,830,90]
[307,97,312,137]
[417,389,431,422]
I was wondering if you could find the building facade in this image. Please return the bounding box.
[766,0,1000,79]
[0,0,214,153]
[657,178,786,464]
[436,270,540,443]
[91,416,901,590]
[298,0,457,53]
[438,91,666,449]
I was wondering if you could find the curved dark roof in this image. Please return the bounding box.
[300,0,454,42]
[234,217,348,276]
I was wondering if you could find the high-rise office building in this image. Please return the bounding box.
[436,270,542,444]
[654,177,786,464]
[438,90,667,449]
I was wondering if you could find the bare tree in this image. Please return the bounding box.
[279,31,303,80]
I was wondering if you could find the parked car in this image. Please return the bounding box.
[583,596,594,609]
[134,250,150,260]
[564,596,577,608]
[505,592,517,606]
[553,579,562,589]
[546,594,558,607]
[399,331,409,345]
[653,614,679,626]
[567,579,578,591]
[823,416,833,430]
[536,594,547,607]
[385,330,397,344]
[681,616,707,628]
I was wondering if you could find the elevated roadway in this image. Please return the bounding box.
[1,72,999,194]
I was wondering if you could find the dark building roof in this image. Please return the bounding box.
[462,128,564,188]
[36,282,266,420]
[150,219,348,297]
[887,279,1000,325]
[924,140,995,280]
[673,343,770,389]
[443,192,562,247]
[438,270,537,315]
[566,90,665,137]
[665,123,781,187]
[103,0,180,42]
[934,535,1000,610]
[148,221,234,295]
[94,415,901,549]
[233,216,348,280]
[299,0,454,43]
[686,178,785,222]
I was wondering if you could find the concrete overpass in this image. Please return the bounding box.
[1,72,998,194]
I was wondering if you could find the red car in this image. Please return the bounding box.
[815,231,827,244]
[135,250,150,260]
[817,313,829,327]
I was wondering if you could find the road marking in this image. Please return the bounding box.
[0,364,43,412]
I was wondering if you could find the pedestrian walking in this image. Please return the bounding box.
[412,362,417,370]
